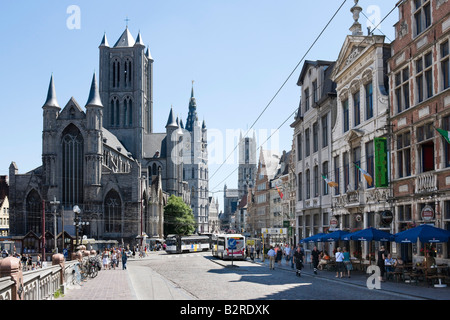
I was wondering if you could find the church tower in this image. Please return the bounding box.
[98,28,153,160]
[238,131,257,199]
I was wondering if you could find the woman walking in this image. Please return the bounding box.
[377,245,386,282]
[335,247,345,278]
[342,247,352,278]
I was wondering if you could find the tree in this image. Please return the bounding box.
[163,194,195,236]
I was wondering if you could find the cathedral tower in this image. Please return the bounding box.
[98,28,153,160]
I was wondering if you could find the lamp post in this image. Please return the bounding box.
[50,197,60,253]
[73,205,81,246]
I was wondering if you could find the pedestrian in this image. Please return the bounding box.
[267,246,276,270]
[284,244,291,266]
[311,246,320,275]
[377,245,386,282]
[342,247,352,278]
[102,249,110,270]
[111,250,117,270]
[335,247,345,278]
[293,246,304,277]
[36,254,42,269]
[250,246,255,262]
[122,249,128,270]
[275,245,282,266]
[289,245,295,269]
[256,244,261,259]
[27,254,33,271]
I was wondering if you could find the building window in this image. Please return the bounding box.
[441,41,449,90]
[314,165,319,197]
[104,190,122,233]
[298,172,303,201]
[353,91,361,127]
[110,97,119,127]
[26,190,42,234]
[343,99,349,132]
[322,161,329,195]
[306,169,311,199]
[443,115,450,168]
[398,204,412,221]
[322,115,328,148]
[305,128,310,157]
[413,0,431,37]
[334,156,340,196]
[417,123,434,172]
[313,80,318,103]
[304,88,310,112]
[62,124,84,205]
[313,122,318,153]
[123,97,133,127]
[365,141,374,188]
[353,146,361,190]
[416,52,433,103]
[343,152,349,192]
[365,82,373,120]
[297,133,302,161]
[396,131,412,178]
[395,67,410,113]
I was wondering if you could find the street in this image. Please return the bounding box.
[126,251,442,300]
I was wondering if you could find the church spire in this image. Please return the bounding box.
[165,106,178,128]
[85,73,103,108]
[185,81,198,132]
[43,74,60,109]
[99,32,109,47]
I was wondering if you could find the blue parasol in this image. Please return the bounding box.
[300,233,326,243]
[347,227,394,242]
[322,230,349,242]
[394,224,450,243]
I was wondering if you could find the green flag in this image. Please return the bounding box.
[435,127,450,144]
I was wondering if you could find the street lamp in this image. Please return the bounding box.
[50,197,60,253]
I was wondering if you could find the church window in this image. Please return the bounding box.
[104,190,122,233]
[62,124,84,206]
[26,189,42,235]
[152,163,157,175]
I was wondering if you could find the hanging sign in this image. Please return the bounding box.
[421,205,434,221]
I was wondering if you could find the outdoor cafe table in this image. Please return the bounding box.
[413,265,449,287]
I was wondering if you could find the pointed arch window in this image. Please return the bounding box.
[62,124,84,206]
[26,190,42,234]
[124,96,133,126]
[104,190,122,233]
[110,97,119,126]
[124,58,132,87]
[112,59,121,88]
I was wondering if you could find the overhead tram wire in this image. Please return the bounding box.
[210,1,401,195]
[208,0,348,183]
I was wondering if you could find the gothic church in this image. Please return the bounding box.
[8,28,209,247]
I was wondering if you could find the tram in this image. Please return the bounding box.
[164,234,211,254]
[211,234,246,260]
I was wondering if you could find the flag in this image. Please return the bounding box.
[355,163,373,186]
[435,127,450,144]
[276,185,284,199]
[322,175,338,188]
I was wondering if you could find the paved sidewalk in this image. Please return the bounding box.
[58,267,136,300]
[250,256,450,300]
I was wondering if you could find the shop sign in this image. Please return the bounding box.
[421,205,434,221]
[330,217,339,230]
[381,210,393,225]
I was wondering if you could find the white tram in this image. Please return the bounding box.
[164,234,211,254]
[211,234,246,260]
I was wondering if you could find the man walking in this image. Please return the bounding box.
[267,246,276,270]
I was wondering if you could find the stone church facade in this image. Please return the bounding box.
[8,28,209,247]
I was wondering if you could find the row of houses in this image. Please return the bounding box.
[241,0,450,264]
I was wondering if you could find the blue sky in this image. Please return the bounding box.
[0,0,397,211]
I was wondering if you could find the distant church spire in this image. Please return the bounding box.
[185,80,198,132]
[43,74,60,109]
